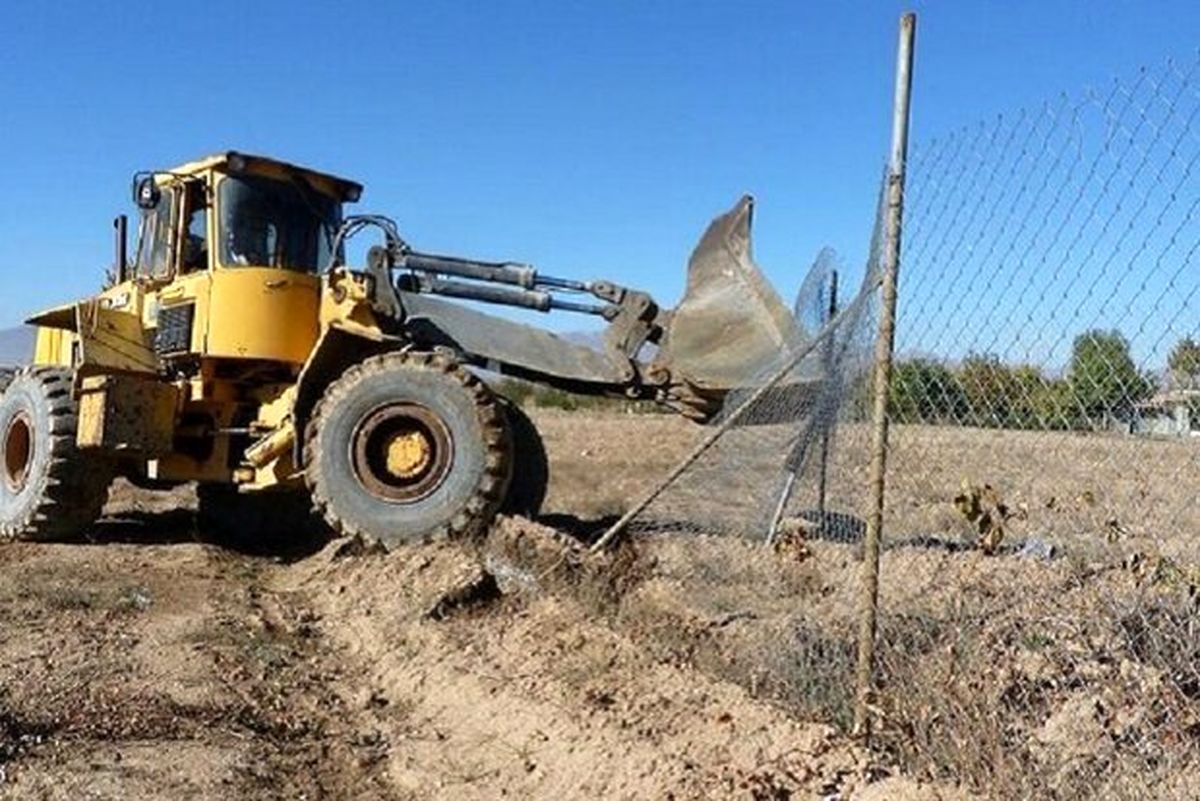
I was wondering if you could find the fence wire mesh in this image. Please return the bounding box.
[623,173,888,538]
[604,49,1200,800]
[873,54,1200,799]
[610,184,885,728]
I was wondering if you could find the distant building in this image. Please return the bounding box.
[1131,389,1200,437]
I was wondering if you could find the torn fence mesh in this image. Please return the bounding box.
[625,191,885,542]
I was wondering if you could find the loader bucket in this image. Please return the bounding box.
[659,195,799,395]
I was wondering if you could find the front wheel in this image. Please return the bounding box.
[304,351,512,549]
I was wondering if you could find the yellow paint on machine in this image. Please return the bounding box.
[204,268,319,364]
[76,374,177,453]
[33,326,75,367]
[75,298,158,374]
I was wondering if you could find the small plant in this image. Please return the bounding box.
[114,585,153,613]
[1020,631,1054,650]
[46,586,97,611]
[953,480,1023,554]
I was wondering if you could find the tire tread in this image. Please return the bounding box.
[0,367,112,541]
[303,351,511,548]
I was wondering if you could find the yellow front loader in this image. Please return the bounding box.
[0,152,800,548]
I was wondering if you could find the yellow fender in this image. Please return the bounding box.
[290,321,404,467]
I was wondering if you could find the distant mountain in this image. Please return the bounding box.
[0,327,35,365]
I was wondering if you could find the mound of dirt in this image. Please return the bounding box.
[287,529,854,798]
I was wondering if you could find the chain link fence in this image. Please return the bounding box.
[871,52,1200,798]
[588,39,1200,801]
[587,189,886,732]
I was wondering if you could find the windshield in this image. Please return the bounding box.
[218,174,341,271]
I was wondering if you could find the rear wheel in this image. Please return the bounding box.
[0,368,113,540]
[304,351,512,549]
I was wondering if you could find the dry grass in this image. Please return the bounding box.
[529,410,1200,799]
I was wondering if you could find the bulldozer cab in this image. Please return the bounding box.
[29,152,363,377]
[101,153,363,369]
[129,153,355,279]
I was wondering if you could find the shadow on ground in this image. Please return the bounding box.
[534,513,619,545]
[84,511,331,562]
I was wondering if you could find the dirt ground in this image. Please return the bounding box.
[0,410,1194,799]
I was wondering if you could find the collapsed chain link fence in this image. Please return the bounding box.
[605,181,886,729]
[609,51,1200,799]
[623,246,880,541]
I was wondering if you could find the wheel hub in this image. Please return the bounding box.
[352,403,453,503]
[3,413,32,492]
[385,429,434,479]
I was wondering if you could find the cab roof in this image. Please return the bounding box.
[167,151,363,202]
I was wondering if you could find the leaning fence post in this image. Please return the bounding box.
[853,11,916,742]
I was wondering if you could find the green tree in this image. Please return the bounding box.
[890,359,965,423]
[1029,378,1087,431]
[1168,337,1200,389]
[1008,364,1051,429]
[1068,329,1153,424]
[956,354,1007,427]
[956,355,1051,429]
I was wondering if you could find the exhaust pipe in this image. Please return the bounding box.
[113,215,128,284]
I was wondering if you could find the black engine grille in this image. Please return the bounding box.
[155,302,195,356]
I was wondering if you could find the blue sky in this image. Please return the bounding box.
[2,1,1199,340]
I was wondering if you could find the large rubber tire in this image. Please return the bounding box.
[304,352,512,549]
[196,483,324,552]
[498,399,548,518]
[0,368,113,541]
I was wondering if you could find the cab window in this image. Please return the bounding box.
[218,174,341,272]
[134,187,177,280]
[181,181,209,273]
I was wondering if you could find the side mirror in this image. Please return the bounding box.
[134,175,161,209]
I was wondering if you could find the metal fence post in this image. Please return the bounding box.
[853,11,916,741]
[816,269,839,525]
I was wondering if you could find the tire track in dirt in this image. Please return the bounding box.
[0,535,401,800]
[0,473,979,800]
